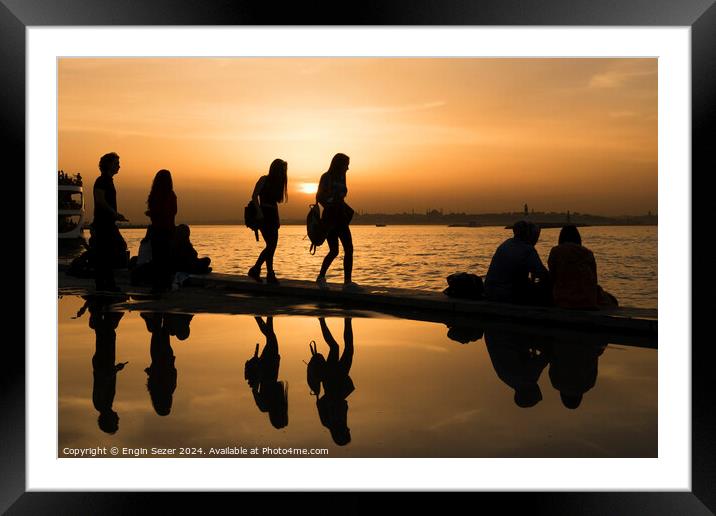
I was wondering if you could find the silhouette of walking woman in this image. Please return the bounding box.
[145,169,177,293]
[244,316,288,429]
[248,159,288,285]
[315,153,359,290]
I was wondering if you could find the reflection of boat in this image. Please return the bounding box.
[58,171,85,240]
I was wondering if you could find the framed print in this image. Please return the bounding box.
[5,0,715,513]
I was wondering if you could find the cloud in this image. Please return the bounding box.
[589,68,656,89]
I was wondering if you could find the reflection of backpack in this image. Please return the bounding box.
[307,341,325,396]
[444,272,484,299]
[306,204,326,255]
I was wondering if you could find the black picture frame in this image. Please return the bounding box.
[5,0,715,513]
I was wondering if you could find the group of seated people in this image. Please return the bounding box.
[484,221,618,309]
[129,224,212,286]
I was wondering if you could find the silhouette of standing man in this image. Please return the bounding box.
[92,152,127,291]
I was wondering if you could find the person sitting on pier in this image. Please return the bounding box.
[172,224,212,274]
[547,225,618,309]
[484,220,551,305]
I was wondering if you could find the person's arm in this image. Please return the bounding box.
[527,247,549,281]
[95,188,127,222]
[251,176,266,219]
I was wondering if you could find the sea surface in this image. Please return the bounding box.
[118,225,657,309]
[58,295,657,458]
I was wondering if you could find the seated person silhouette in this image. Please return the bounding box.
[484,327,551,408]
[244,316,288,429]
[307,317,355,446]
[79,295,128,434]
[129,226,154,285]
[484,220,551,305]
[548,336,607,410]
[547,225,618,309]
[141,312,178,416]
[172,224,212,274]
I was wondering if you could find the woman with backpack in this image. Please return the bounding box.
[315,153,359,290]
[247,159,288,285]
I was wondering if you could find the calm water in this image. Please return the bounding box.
[118,225,657,309]
[58,295,657,458]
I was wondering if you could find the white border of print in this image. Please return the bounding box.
[28,27,689,491]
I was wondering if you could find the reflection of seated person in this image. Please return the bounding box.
[548,337,607,410]
[484,328,551,408]
[77,295,128,434]
[445,322,484,344]
[244,316,288,429]
[164,313,194,341]
[141,312,178,416]
[308,317,355,446]
[172,224,211,274]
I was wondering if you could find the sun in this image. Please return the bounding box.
[297,182,318,195]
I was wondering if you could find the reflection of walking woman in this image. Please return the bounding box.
[248,159,288,285]
[316,153,358,290]
[145,170,177,292]
[244,316,288,429]
[313,317,355,446]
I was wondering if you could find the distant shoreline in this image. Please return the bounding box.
[109,222,658,229]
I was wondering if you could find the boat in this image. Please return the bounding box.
[375,224,386,227]
[58,170,85,240]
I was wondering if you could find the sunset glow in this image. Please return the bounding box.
[297,182,319,195]
[58,58,657,223]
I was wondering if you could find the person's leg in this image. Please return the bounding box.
[253,228,269,272]
[337,225,353,283]
[93,228,115,290]
[264,226,279,277]
[319,230,339,278]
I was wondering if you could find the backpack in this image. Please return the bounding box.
[244,202,260,241]
[443,272,484,299]
[306,204,327,255]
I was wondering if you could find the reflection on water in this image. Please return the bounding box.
[59,295,656,458]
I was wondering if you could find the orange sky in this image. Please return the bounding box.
[58,58,657,223]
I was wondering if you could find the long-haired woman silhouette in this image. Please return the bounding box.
[315,153,359,290]
[145,169,177,293]
[248,159,288,285]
